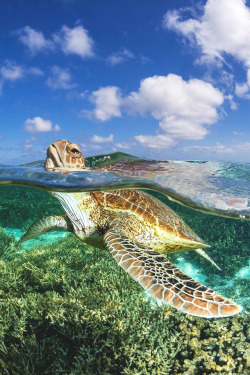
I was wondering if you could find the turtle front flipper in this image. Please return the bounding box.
[104,230,242,319]
[18,215,72,244]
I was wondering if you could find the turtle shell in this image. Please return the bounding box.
[94,189,207,246]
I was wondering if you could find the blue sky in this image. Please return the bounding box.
[0,0,250,164]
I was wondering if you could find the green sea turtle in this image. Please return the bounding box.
[19,140,242,318]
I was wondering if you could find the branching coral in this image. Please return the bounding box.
[0,230,249,375]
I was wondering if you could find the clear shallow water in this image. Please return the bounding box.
[0,152,249,374]
[0,152,249,307]
[0,151,249,220]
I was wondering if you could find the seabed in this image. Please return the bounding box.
[0,184,249,374]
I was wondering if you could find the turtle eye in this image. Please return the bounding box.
[66,143,82,157]
[71,148,81,155]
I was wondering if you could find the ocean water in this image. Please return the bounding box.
[0,152,249,374]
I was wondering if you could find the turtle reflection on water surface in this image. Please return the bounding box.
[18,140,242,319]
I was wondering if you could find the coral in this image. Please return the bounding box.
[0,230,249,375]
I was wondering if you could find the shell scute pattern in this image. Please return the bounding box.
[96,190,204,246]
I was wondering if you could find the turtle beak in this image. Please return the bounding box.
[44,140,67,169]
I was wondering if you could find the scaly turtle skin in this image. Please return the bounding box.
[19,140,242,319]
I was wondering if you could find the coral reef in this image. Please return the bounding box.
[0,229,249,375]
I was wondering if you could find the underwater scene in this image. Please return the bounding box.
[0,151,249,374]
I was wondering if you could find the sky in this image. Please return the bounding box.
[0,0,250,164]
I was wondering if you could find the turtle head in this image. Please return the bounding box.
[45,139,87,169]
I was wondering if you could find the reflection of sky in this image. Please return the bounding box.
[0,1,250,163]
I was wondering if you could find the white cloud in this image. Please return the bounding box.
[0,61,43,94]
[235,69,250,98]
[91,134,114,143]
[224,94,238,110]
[0,62,43,81]
[1,62,24,81]
[47,66,76,89]
[107,48,134,65]
[164,0,250,67]
[115,142,133,150]
[125,74,224,143]
[54,25,94,58]
[186,142,250,154]
[23,136,38,151]
[84,74,224,150]
[83,86,122,121]
[24,117,60,133]
[16,25,94,58]
[134,134,176,149]
[16,26,53,54]
[236,142,250,152]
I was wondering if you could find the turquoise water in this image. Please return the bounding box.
[0,152,249,374]
[1,152,249,219]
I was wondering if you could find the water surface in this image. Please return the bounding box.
[0,152,249,220]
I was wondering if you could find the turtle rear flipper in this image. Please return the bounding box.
[18,215,72,244]
[194,248,221,270]
[104,229,242,319]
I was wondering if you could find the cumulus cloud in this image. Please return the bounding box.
[164,1,250,100]
[24,117,60,133]
[16,26,54,54]
[83,74,224,149]
[125,74,224,146]
[83,86,122,121]
[1,62,24,81]
[16,24,94,58]
[91,134,114,143]
[54,25,94,58]
[0,61,43,94]
[0,61,43,81]
[107,48,134,66]
[47,66,76,89]
[164,0,250,67]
